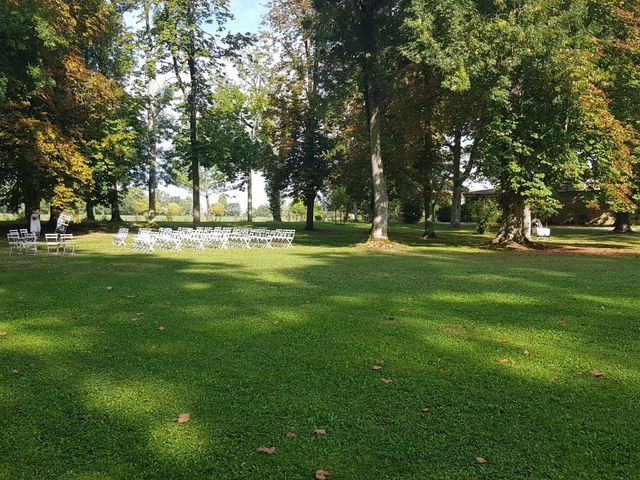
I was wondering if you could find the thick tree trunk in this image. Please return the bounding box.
[110,183,122,222]
[450,130,463,228]
[493,195,531,244]
[47,205,60,231]
[247,170,253,223]
[86,198,96,221]
[305,193,315,231]
[23,177,41,224]
[422,179,436,239]
[613,212,633,233]
[360,2,388,242]
[270,189,282,222]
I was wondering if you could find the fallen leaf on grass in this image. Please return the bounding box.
[590,370,604,378]
[175,413,191,424]
[0,331,7,337]
[420,407,431,413]
[372,364,383,371]
[106,286,113,291]
[272,320,280,325]
[313,428,327,435]
[475,456,490,464]
[286,432,296,439]
[381,378,393,384]
[82,414,93,422]
[158,326,166,331]
[496,358,509,364]
[522,350,530,356]
[256,446,276,455]
[315,470,330,479]
[11,368,19,374]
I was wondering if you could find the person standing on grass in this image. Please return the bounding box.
[30,208,41,237]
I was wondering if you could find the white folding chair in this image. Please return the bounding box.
[113,228,129,246]
[45,234,60,254]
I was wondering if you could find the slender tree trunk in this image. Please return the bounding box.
[450,129,463,228]
[187,25,200,226]
[613,212,633,233]
[247,170,253,223]
[353,202,359,223]
[145,3,157,222]
[86,198,96,221]
[360,2,388,242]
[110,182,122,222]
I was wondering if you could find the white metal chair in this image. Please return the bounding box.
[7,234,24,255]
[45,234,60,254]
[59,234,76,254]
[113,228,129,246]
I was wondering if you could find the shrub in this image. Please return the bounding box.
[469,198,501,233]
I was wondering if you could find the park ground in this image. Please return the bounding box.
[1,222,639,479]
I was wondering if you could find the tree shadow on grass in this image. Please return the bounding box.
[1,246,639,479]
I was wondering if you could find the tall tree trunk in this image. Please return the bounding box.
[360,2,388,242]
[305,192,315,231]
[86,198,96,221]
[353,202,359,223]
[110,182,122,222]
[450,129,463,228]
[613,212,633,233]
[145,3,157,222]
[270,190,282,222]
[247,170,253,223]
[187,25,200,226]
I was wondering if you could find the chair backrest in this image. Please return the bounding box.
[45,234,58,243]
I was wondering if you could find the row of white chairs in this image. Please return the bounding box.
[115,227,295,253]
[6,231,76,255]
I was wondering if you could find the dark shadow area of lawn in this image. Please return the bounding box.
[1,245,639,479]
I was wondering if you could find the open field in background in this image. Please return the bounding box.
[1,223,639,479]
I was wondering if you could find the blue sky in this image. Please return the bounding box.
[226,0,267,34]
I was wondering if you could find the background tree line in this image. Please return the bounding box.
[1,0,638,243]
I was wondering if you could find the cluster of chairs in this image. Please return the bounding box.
[6,230,76,255]
[114,227,295,253]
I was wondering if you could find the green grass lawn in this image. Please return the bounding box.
[1,223,639,479]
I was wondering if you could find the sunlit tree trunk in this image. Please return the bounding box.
[247,170,253,223]
[360,2,388,242]
[450,129,463,228]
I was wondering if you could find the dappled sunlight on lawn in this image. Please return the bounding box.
[1,223,639,479]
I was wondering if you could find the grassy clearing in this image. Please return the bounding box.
[1,222,639,479]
